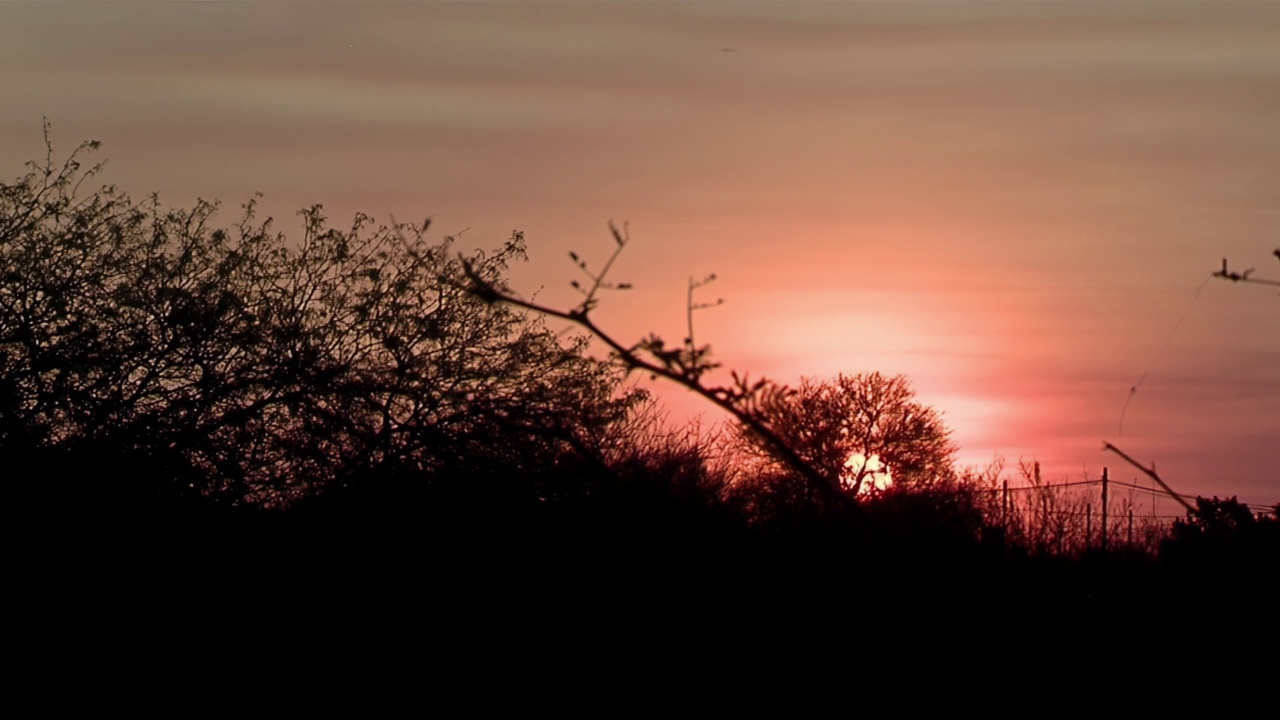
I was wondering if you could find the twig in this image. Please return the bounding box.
[686,273,722,354]
[1212,257,1280,288]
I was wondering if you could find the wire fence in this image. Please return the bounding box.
[956,470,1276,557]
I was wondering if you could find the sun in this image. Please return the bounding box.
[843,453,893,494]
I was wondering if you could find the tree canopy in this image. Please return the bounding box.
[737,372,957,495]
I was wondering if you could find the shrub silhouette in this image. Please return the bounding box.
[1161,496,1278,566]
[1,128,641,528]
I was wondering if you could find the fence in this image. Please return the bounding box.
[965,465,1276,557]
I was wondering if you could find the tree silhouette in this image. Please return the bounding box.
[736,372,957,495]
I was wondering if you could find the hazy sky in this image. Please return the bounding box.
[3,1,1277,504]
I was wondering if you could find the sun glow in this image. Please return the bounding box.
[843,453,893,495]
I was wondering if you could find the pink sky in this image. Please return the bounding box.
[2,2,1276,504]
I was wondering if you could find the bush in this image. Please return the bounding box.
[1,129,640,518]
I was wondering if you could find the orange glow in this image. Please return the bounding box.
[844,453,893,495]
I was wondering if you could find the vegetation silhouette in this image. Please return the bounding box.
[454,207,1278,612]
[734,372,956,495]
[2,127,656,556]
[4,127,1276,624]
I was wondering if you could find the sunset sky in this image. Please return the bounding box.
[3,1,1277,505]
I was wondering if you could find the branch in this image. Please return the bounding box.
[456,228,854,508]
[567,221,633,313]
[686,273,722,355]
[1101,441,1196,515]
[1212,257,1280,288]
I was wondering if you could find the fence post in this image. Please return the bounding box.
[1101,467,1109,553]
[1002,478,1009,526]
[1086,503,1092,550]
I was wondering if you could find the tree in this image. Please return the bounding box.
[736,372,957,495]
[0,125,641,513]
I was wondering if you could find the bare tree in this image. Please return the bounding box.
[735,373,957,495]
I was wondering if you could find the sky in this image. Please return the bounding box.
[2,1,1277,505]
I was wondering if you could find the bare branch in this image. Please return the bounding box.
[1102,441,1196,515]
[1212,256,1280,288]
[456,226,856,508]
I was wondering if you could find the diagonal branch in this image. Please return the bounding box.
[456,234,854,509]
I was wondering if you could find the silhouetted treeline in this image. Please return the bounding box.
[4,133,1275,621]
